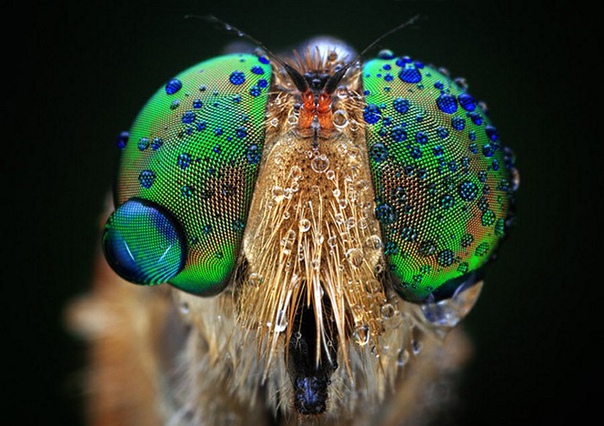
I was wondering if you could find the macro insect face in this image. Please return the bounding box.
[88,25,518,425]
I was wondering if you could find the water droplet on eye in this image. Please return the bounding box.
[310,258,320,270]
[336,87,348,99]
[311,154,330,173]
[397,349,410,367]
[299,218,311,232]
[274,310,288,332]
[335,213,345,224]
[346,248,364,268]
[103,199,186,284]
[327,236,337,247]
[352,325,370,346]
[346,217,356,229]
[326,170,336,180]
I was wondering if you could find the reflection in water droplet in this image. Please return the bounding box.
[366,235,383,250]
[346,248,364,268]
[397,349,410,367]
[299,218,311,232]
[249,272,263,287]
[311,154,330,173]
[421,278,483,328]
[275,310,288,332]
[381,303,395,319]
[272,186,284,203]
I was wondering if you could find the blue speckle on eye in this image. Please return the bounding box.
[433,146,444,157]
[478,171,487,182]
[492,158,500,170]
[249,86,261,97]
[410,146,422,159]
[213,145,221,154]
[151,137,163,150]
[458,93,476,111]
[384,241,399,255]
[390,125,407,142]
[236,127,247,139]
[229,71,246,85]
[393,97,410,114]
[370,143,388,162]
[170,100,180,110]
[384,74,394,82]
[197,121,206,132]
[232,94,242,103]
[138,170,156,188]
[214,128,223,136]
[182,111,196,124]
[165,78,182,95]
[451,116,465,131]
[246,144,261,164]
[469,143,478,154]
[117,131,129,149]
[192,99,203,109]
[468,130,476,141]
[177,153,192,169]
[459,181,478,201]
[482,144,495,157]
[399,66,422,83]
[376,203,397,224]
[436,93,458,114]
[138,137,149,151]
[437,127,449,139]
[468,112,483,125]
[258,79,268,88]
[485,125,499,141]
[415,131,428,145]
[363,104,381,124]
[201,224,212,235]
[251,65,264,74]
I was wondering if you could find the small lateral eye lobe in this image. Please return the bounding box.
[104,53,273,295]
[362,55,517,303]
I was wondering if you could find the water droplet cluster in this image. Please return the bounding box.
[104,54,272,294]
[362,55,518,302]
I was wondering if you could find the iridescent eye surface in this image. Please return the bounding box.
[103,53,272,295]
[362,53,516,303]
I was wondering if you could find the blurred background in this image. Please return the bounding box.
[7,0,598,424]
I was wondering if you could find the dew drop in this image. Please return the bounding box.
[272,185,285,203]
[274,310,288,332]
[366,235,383,250]
[299,218,311,232]
[248,272,263,287]
[346,248,364,268]
[381,303,395,319]
[333,109,349,128]
[397,349,410,367]
[311,154,330,173]
[352,325,370,346]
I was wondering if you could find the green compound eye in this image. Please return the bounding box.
[362,53,517,303]
[103,53,272,295]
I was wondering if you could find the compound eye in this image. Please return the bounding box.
[103,198,187,284]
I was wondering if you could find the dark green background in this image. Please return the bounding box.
[8,0,598,424]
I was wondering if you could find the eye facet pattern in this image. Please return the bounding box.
[362,55,517,303]
[103,198,187,284]
[106,53,272,295]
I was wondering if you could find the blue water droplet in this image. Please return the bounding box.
[258,56,270,64]
[192,99,203,109]
[433,145,444,157]
[246,145,261,164]
[370,142,388,162]
[363,104,381,124]
[485,125,499,141]
[165,79,182,95]
[177,153,192,169]
[229,70,246,85]
[418,241,437,257]
[182,111,196,124]
[451,117,465,131]
[103,198,186,284]
[137,137,149,151]
[258,79,268,88]
[440,194,455,209]
[196,121,207,132]
[249,86,261,97]
[458,93,476,111]
[461,233,474,247]
[436,93,458,114]
[138,170,156,188]
[399,66,422,83]
[410,146,422,159]
[117,131,129,149]
[151,137,163,151]
[251,65,264,74]
[393,97,410,114]
[437,249,454,267]
[236,126,247,139]
[481,209,496,226]
[482,144,495,157]
[415,131,428,145]
[468,112,482,125]
[390,125,407,142]
[458,181,478,201]
[436,127,449,139]
[376,203,397,224]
